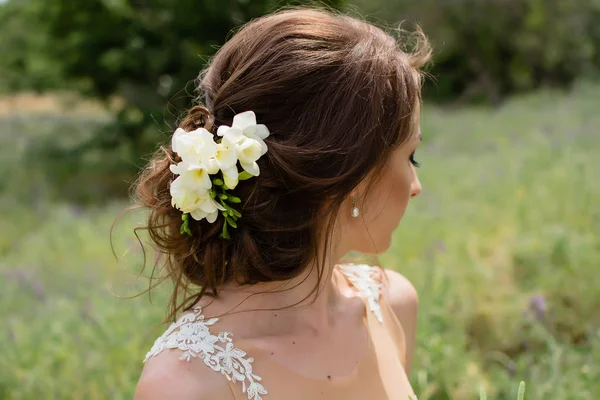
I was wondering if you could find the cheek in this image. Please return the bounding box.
[384,169,414,228]
[371,166,412,222]
[351,168,412,254]
[390,175,412,217]
[387,161,413,200]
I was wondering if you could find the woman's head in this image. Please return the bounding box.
[339,102,423,256]
[133,7,431,318]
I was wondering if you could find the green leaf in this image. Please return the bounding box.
[180,213,192,236]
[221,221,230,239]
[213,178,224,186]
[517,382,526,400]
[231,208,242,218]
[221,211,228,217]
[226,217,237,228]
[228,195,241,203]
[479,387,487,400]
[228,208,234,216]
[238,171,254,181]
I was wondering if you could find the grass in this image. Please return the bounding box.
[0,82,598,399]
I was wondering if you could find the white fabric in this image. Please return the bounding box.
[337,263,384,323]
[144,307,267,400]
[143,264,406,399]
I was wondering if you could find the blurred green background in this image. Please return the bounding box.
[0,0,599,399]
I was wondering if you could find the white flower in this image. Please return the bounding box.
[170,173,203,212]
[221,165,239,189]
[170,172,225,222]
[188,192,225,223]
[172,127,218,165]
[235,138,262,176]
[229,111,270,155]
[169,111,270,227]
[170,161,214,191]
[217,111,270,177]
[206,135,240,189]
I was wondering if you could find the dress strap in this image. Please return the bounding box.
[144,307,268,400]
[336,263,384,323]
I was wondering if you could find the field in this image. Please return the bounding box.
[0,85,598,399]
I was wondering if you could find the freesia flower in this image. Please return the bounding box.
[169,110,270,235]
[170,175,224,222]
[206,135,240,189]
[170,161,215,191]
[172,127,218,165]
[188,192,225,223]
[221,165,239,189]
[235,138,262,176]
[217,111,270,156]
[170,174,203,213]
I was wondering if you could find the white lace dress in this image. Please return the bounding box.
[143,264,417,400]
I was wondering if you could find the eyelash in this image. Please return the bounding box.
[410,152,420,168]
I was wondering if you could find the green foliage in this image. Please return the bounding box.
[180,213,193,236]
[380,81,600,399]
[0,109,126,204]
[201,174,245,239]
[1,84,599,399]
[177,171,247,239]
[0,0,65,93]
[20,0,344,166]
[4,0,599,184]
[353,0,600,103]
[480,382,525,400]
[0,0,345,183]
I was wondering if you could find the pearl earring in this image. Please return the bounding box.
[351,196,360,218]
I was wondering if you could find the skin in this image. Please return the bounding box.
[135,112,423,400]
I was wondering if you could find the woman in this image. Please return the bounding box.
[134,7,430,400]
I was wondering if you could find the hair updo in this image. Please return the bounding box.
[132,7,431,320]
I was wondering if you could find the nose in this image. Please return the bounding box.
[410,175,422,198]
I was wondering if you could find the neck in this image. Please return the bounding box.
[217,251,350,338]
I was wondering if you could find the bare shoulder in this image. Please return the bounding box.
[135,349,234,400]
[380,268,418,375]
[381,268,419,310]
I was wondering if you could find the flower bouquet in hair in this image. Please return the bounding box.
[169,111,270,239]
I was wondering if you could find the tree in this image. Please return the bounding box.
[353,0,600,104]
[0,0,64,93]
[39,0,345,163]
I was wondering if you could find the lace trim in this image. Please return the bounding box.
[144,307,268,400]
[339,265,419,399]
[337,263,384,323]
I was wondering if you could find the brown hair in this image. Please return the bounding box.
[131,7,431,321]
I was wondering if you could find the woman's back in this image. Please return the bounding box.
[130,6,429,400]
[138,264,416,400]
